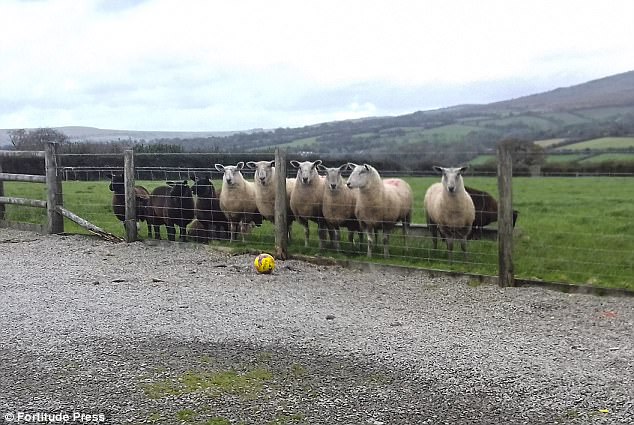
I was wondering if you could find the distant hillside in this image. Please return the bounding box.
[0,126,262,145]
[2,71,633,168]
[481,70,634,112]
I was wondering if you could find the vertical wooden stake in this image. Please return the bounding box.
[497,140,515,287]
[0,160,5,220]
[124,149,137,242]
[45,142,64,234]
[274,148,289,260]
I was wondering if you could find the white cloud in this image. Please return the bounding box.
[1,0,633,131]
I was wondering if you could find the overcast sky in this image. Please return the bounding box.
[1,0,633,132]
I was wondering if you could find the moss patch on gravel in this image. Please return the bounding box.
[143,367,273,399]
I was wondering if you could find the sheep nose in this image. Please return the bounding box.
[346,182,352,188]
[259,176,266,183]
[448,186,456,193]
[302,177,308,184]
[330,183,337,190]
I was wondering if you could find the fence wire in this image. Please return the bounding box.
[2,150,633,289]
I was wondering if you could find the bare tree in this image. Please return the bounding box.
[9,128,69,150]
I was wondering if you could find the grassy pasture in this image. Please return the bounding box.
[556,137,634,151]
[579,153,634,163]
[2,176,633,290]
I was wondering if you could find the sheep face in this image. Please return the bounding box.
[246,160,275,186]
[318,164,347,191]
[345,163,373,189]
[291,160,322,185]
[191,174,216,198]
[434,166,468,194]
[167,180,193,200]
[215,162,245,186]
[107,174,124,193]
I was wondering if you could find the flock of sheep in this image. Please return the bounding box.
[108,160,517,260]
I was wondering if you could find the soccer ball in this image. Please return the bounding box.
[254,253,275,274]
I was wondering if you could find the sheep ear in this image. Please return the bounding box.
[314,159,322,167]
[236,161,244,170]
[316,164,327,172]
[268,160,275,168]
[338,164,349,172]
[363,164,371,171]
[432,166,443,174]
[345,162,356,170]
[246,161,256,169]
[214,164,224,172]
[290,160,300,168]
[459,166,469,174]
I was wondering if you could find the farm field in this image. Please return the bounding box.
[2,176,633,290]
[556,136,634,151]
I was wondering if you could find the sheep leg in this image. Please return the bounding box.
[229,221,239,242]
[333,227,341,251]
[317,221,328,250]
[166,223,176,242]
[366,226,374,258]
[446,238,454,263]
[178,225,187,242]
[460,237,468,261]
[152,224,161,240]
[298,218,309,247]
[382,231,390,259]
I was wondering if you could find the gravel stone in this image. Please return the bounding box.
[0,229,633,424]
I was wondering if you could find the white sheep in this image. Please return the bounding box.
[317,163,361,251]
[245,160,296,240]
[214,162,259,242]
[346,163,413,258]
[289,159,327,248]
[423,166,475,262]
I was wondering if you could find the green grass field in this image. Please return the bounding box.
[555,137,634,151]
[2,176,633,290]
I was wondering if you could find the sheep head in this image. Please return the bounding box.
[107,173,125,193]
[191,174,216,198]
[318,163,348,191]
[434,166,468,194]
[346,163,374,189]
[290,159,322,185]
[215,162,245,186]
[246,160,275,186]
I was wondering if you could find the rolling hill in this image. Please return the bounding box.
[2,71,634,166]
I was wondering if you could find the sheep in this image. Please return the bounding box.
[289,159,328,248]
[464,186,519,239]
[148,180,195,242]
[214,162,260,242]
[106,173,152,237]
[190,174,229,242]
[245,160,296,240]
[423,166,475,262]
[345,163,413,258]
[317,163,361,251]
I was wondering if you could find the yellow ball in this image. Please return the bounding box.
[254,253,275,274]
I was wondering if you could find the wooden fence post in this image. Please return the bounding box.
[497,140,515,287]
[0,160,4,220]
[274,148,288,260]
[124,149,138,242]
[45,142,64,234]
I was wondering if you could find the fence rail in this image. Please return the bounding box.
[4,144,631,290]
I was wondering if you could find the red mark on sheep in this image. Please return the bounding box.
[385,179,401,186]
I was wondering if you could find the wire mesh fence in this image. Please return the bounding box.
[1,148,633,290]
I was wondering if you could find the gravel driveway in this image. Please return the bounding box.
[1,229,633,425]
